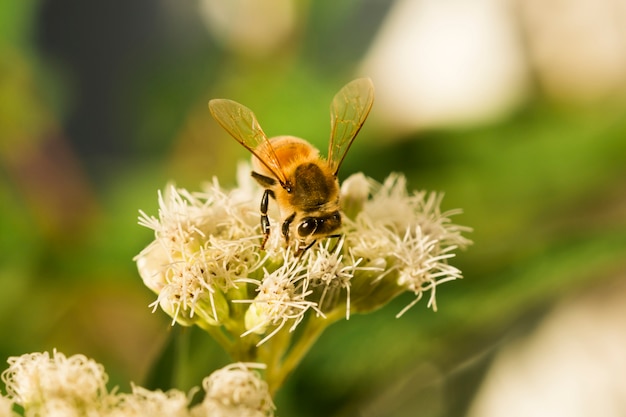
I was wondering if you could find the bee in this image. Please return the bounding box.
[208,78,374,252]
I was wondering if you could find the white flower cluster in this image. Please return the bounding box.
[342,173,472,316]
[0,351,272,417]
[239,250,321,345]
[2,350,108,417]
[135,167,471,346]
[193,363,274,417]
[135,166,263,328]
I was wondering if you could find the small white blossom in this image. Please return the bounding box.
[340,172,370,201]
[135,177,263,327]
[306,239,380,319]
[344,173,472,315]
[0,351,277,417]
[241,251,321,345]
[105,384,192,417]
[192,363,274,417]
[1,350,108,416]
[340,172,370,218]
[392,226,463,316]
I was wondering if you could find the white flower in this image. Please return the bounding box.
[105,384,192,417]
[306,238,380,319]
[135,178,263,327]
[192,363,274,417]
[392,226,463,316]
[241,251,321,345]
[0,350,278,417]
[340,172,370,218]
[344,173,472,315]
[135,168,471,345]
[1,350,108,416]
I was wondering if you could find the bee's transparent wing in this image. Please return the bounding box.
[327,78,375,175]
[209,99,287,185]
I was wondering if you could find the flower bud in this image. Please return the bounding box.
[194,288,230,327]
[158,285,198,327]
[340,172,370,219]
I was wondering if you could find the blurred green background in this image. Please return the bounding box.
[1,1,625,416]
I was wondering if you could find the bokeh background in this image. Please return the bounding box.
[2,0,626,416]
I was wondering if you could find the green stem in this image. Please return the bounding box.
[196,321,235,354]
[257,324,293,387]
[173,327,191,389]
[266,310,344,395]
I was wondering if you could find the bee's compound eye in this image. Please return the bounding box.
[297,218,317,237]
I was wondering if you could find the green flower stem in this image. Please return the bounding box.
[196,320,235,355]
[257,325,293,394]
[265,309,345,395]
[196,316,259,363]
[173,326,192,389]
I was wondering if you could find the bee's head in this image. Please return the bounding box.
[295,211,342,245]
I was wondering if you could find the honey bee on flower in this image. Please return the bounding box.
[209,78,374,252]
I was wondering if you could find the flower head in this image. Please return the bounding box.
[135,168,471,347]
[192,363,274,417]
[1,350,108,416]
[0,350,274,417]
[135,177,262,327]
[241,250,321,345]
[342,173,472,315]
[105,384,192,417]
[306,238,379,319]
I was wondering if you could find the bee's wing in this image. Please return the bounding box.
[209,99,288,185]
[327,78,375,176]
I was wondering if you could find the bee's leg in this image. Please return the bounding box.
[282,213,296,246]
[259,189,273,249]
